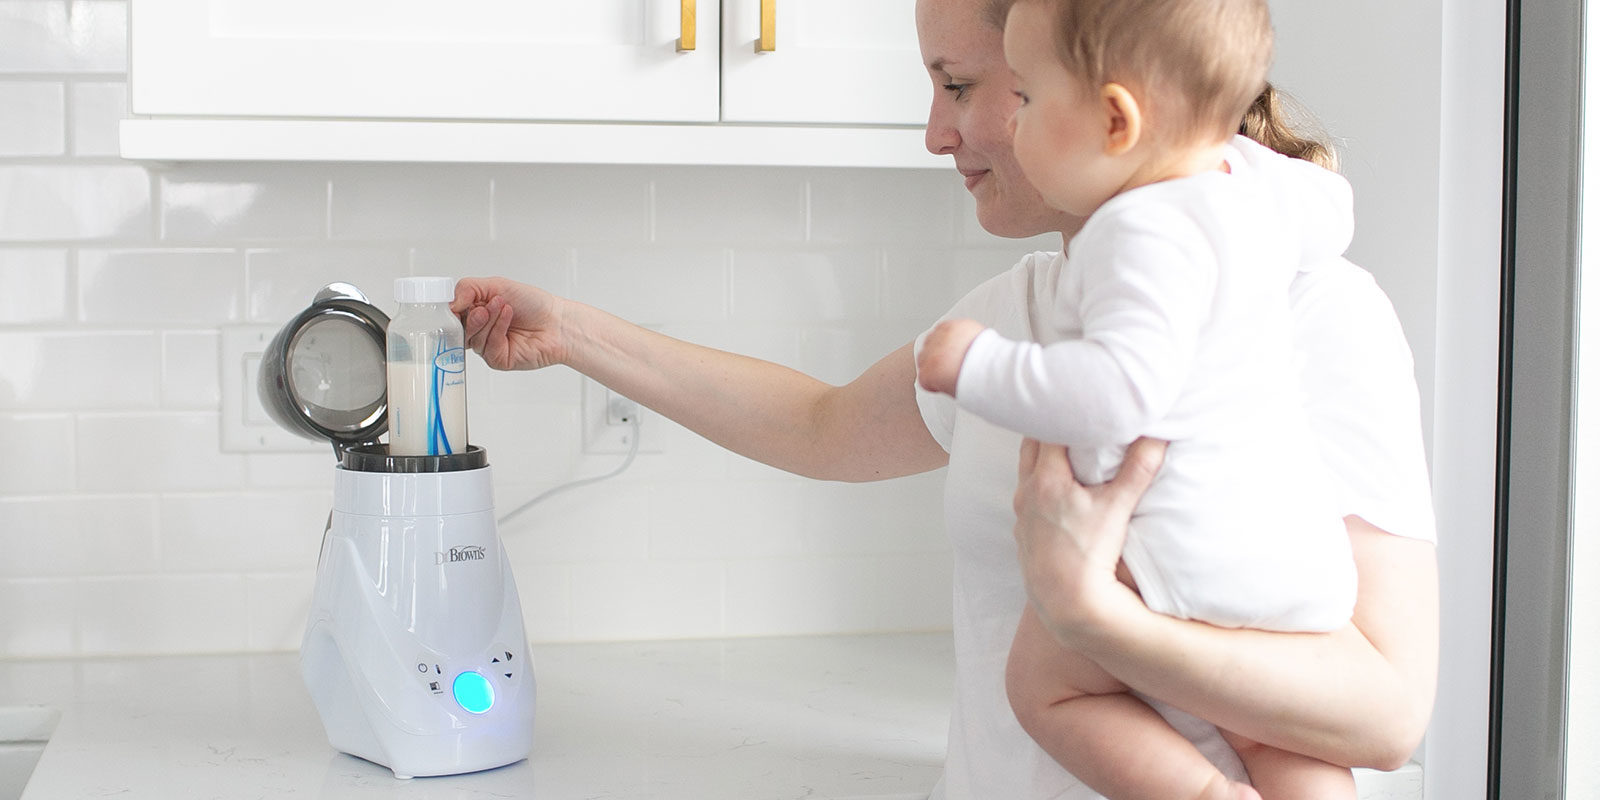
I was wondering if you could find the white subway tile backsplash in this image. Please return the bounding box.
[653,167,807,245]
[0,1,127,74]
[0,248,69,324]
[800,473,947,556]
[620,415,728,481]
[330,166,492,242]
[0,495,159,578]
[0,331,159,410]
[0,165,151,241]
[648,480,806,561]
[808,170,958,245]
[728,249,878,323]
[723,557,880,637]
[410,243,573,298]
[67,81,126,157]
[571,245,726,324]
[242,452,335,490]
[160,167,329,242]
[244,572,314,652]
[0,81,64,156]
[494,478,651,563]
[795,324,920,387]
[76,574,250,656]
[882,246,1018,324]
[478,359,581,407]
[493,166,651,244]
[0,579,77,657]
[244,247,407,323]
[158,493,326,573]
[472,401,583,486]
[159,331,219,408]
[566,560,724,642]
[76,412,246,492]
[508,562,572,642]
[78,249,243,324]
[0,414,75,494]
[64,497,163,576]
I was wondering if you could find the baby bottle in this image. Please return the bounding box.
[386,277,468,456]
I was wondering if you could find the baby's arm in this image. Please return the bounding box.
[959,216,1216,445]
[915,317,1151,447]
[915,318,987,396]
[957,330,1168,445]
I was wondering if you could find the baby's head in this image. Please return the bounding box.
[999,0,1273,214]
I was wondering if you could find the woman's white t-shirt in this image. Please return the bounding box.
[915,250,1437,799]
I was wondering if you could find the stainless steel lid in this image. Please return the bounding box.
[257,283,390,448]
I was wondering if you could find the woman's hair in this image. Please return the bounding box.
[1009,0,1273,148]
[1238,84,1339,171]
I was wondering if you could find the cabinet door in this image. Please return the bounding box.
[129,0,719,123]
[720,0,929,125]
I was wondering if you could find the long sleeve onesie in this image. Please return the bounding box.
[951,136,1358,632]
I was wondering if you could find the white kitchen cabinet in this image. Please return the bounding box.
[720,0,927,125]
[122,0,939,166]
[130,0,721,122]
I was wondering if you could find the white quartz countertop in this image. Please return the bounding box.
[0,631,1423,800]
[0,633,952,800]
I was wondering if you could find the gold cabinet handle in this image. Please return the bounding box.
[758,0,776,52]
[677,0,696,51]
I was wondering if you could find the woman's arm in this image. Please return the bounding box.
[453,276,949,482]
[1013,438,1437,770]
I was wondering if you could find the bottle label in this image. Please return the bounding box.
[434,348,466,374]
[427,344,467,455]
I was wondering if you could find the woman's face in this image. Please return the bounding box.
[916,0,1080,240]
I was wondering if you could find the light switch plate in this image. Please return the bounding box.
[220,325,323,453]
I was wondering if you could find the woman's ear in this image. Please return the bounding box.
[1101,83,1143,156]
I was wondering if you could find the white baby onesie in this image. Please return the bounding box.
[950,136,1358,632]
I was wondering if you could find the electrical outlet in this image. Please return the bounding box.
[581,377,659,454]
[606,393,637,425]
[220,325,324,453]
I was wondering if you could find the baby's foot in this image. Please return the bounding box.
[1196,774,1263,800]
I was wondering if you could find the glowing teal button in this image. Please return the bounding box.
[452,670,494,714]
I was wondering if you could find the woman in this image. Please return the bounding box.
[451,0,1438,795]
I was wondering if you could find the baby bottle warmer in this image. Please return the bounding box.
[257,282,536,779]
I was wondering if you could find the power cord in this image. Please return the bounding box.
[497,399,644,527]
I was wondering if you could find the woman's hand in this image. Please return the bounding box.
[1012,437,1166,643]
[1015,434,1437,767]
[451,277,567,371]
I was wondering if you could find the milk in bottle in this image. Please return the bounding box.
[386,277,468,456]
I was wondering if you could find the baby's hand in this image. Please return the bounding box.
[916,318,986,396]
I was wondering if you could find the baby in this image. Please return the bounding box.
[915,0,1359,798]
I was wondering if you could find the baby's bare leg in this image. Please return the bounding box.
[1008,606,1260,800]
[1220,730,1356,800]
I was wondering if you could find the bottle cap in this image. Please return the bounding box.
[394,276,456,304]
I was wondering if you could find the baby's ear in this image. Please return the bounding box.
[1101,83,1143,156]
